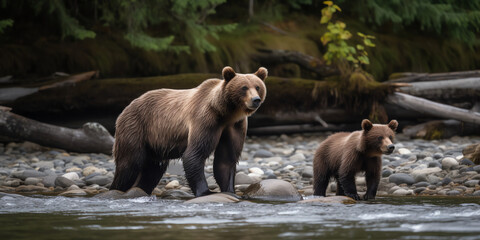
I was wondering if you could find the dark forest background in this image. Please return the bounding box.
[1,0,480,81]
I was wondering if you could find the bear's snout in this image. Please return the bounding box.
[251,96,261,108]
[386,144,395,154]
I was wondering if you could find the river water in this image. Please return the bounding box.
[1,193,479,240]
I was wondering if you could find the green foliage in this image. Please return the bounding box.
[31,0,95,40]
[341,0,480,45]
[170,0,237,53]
[99,0,235,53]
[0,19,13,34]
[320,1,375,69]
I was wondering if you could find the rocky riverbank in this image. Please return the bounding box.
[0,133,479,199]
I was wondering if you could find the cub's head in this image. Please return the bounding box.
[222,66,267,115]
[361,119,398,155]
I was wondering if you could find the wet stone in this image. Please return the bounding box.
[460,159,475,166]
[413,181,430,188]
[55,176,76,188]
[242,179,302,202]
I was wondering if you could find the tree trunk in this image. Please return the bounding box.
[0,107,113,154]
[386,92,480,125]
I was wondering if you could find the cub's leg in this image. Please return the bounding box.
[364,157,381,200]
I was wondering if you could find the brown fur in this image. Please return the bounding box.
[313,119,398,200]
[111,66,268,197]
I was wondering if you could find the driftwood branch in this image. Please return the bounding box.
[0,108,113,154]
[251,49,339,78]
[387,92,480,125]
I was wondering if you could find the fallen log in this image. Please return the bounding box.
[0,107,113,154]
[251,48,339,78]
[398,78,480,102]
[402,120,480,139]
[387,92,480,125]
[247,123,359,135]
[388,69,480,83]
[0,71,98,104]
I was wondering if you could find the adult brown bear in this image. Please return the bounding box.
[313,119,398,200]
[110,66,267,197]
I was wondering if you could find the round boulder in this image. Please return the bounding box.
[242,179,302,202]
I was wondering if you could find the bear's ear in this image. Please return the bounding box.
[222,66,236,82]
[254,67,268,81]
[388,120,398,131]
[361,119,373,132]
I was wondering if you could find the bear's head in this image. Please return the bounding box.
[361,119,398,156]
[222,66,267,115]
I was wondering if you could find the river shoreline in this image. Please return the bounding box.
[0,133,479,199]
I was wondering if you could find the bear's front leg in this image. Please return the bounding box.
[338,172,360,200]
[214,121,246,193]
[364,158,381,200]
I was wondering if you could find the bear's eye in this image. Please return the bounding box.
[242,86,248,91]
[377,136,383,141]
[255,86,260,91]
[389,136,393,141]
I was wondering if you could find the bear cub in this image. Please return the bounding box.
[111,66,267,197]
[313,119,398,200]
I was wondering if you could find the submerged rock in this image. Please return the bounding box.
[59,189,87,197]
[94,190,125,199]
[184,193,240,204]
[298,196,356,204]
[160,189,194,200]
[94,187,149,199]
[242,179,302,202]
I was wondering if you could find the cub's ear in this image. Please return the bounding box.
[222,66,236,82]
[361,119,373,132]
[388,120,398,131]
[255,67,268,81]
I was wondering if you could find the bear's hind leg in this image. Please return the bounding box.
[110,148,144,192]
[334,174,345,196]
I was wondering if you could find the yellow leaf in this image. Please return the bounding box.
[323,1,333,6]
[333,5,342,12]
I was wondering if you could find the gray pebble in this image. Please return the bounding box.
[446,190,461,196]
[253,149,274,158]
[460,159,475,166]
[464,180,479,187]
[85,175,111,186]
[389,173,415,185]
[42,174,57,188]
[433,153,444,159]
[414,187,426,194]
[55,176,75,188]
[382,169,392,178]
[413,181,430,188]
[441,177,452,186]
